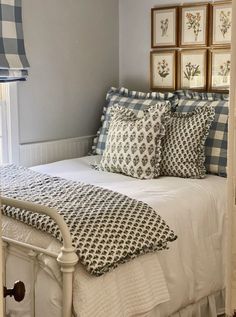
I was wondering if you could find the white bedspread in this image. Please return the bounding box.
[2,156,226,317]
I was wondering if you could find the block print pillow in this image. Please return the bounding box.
[99,103,170,179]
[160,106,215,178]
[92,87,178,155]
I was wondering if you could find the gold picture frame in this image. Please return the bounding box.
[210,1,232,47]
[178,49,208,91]
[180,3,209,48]
[151,7,178,48]
[150,50,177,91]
[208,48,231,92]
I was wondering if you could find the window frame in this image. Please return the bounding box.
[0,83,19,165]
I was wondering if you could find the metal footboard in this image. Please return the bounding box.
[1,196,79,317]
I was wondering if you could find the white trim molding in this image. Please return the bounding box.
[226,0,236,315]
[0,83,19,165]
[8,82,20,165]
[19,135,94,167]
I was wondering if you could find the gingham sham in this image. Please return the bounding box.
[176,98,228,177]
[99,104,170,179]
[92,87,178,155]
[160,106,215,179]
[176,90,229,102]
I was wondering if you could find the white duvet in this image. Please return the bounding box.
[2,156,226,317]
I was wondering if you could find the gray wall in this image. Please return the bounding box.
[19,0,119,144]
[119,0,208,91]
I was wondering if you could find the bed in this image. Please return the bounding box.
[1,155,226,317]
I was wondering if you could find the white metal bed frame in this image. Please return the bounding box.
[1,196,79,317]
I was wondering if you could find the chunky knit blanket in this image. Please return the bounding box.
[0,165,177,275]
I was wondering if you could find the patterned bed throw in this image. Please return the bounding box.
[0,165,177,275]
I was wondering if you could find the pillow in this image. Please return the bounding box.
[160,106,215,179]
[99,103,170,179]
[92,87,178,155]
[176,90,229,101]
[175,92,229,177]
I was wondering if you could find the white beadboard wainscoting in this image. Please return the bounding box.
[19,135,94,167]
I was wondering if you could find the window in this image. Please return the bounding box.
[0,83,18,165]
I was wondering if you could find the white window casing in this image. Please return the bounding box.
[0,83,19,165]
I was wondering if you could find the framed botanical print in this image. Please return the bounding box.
[210,1,232,47]
[180,4,209,47]
[178,49,207,90]
[208,49,231,92]
[151,7,178,48]
[150,50,177,91]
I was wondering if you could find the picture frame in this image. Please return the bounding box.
[151,7,178,48]
[210,1,232,47]
[180,3,209,47]
[208,48,231,92]
[150,50,177,91]
[178,49,208,90]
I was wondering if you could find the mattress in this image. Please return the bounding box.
[2,155,227,317]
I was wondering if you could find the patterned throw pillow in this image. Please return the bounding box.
[160,106,215,179]
[176,91,229,177]
[99,104,170,179]
[92,87,178,155]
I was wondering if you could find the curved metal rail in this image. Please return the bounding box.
[1,196,79,317]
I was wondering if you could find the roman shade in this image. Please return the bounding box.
[0,0,29,82]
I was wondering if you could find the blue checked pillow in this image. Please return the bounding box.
[176,91,229,177]
[176,90,229,102]
[92,87,178,155]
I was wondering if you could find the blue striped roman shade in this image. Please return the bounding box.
[0,0,29,82]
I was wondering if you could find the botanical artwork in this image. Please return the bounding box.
[184,62,201,82]
[181,5,207,46]
[161,18,169,37]
[150,2,232,92]
[219,10,231,38]
[157,59,170,81]
[152,7,177,47]
[218,60,231,83]
[212,4,232,45]
[151,51,176,90]
[180,51,206,89]
[211,50,231,89]
[186,12,201,41]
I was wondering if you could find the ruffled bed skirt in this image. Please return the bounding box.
[147,290,225,317]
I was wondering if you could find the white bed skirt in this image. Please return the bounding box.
[147,290,225,317]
